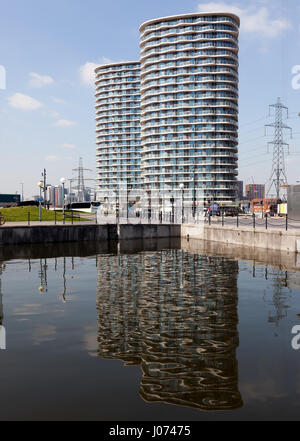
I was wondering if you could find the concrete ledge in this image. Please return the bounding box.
[182,224,300,253]
[181,237,300,270]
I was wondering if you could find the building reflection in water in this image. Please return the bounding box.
[97,253,143,365]
[252,264,292,329]
[1,240,299,412]
[96,250,243,411]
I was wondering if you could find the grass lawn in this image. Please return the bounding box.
[0,206,91,222]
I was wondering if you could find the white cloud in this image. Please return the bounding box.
[42,110,60,118]
[52,97,66,104]
[61,143,76,149]
[28,72,54,88]
[79,62,99,87]
[79,57,113,86]
[45,155,61,162]
[49,111,60,118]
[8,93,43,110]
[55,119,76,127]
[197,2,291,38]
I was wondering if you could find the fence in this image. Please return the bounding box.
[2,208,300,232]
[207,213,291,231]
[97,206,205,226]
[97,210,300,232]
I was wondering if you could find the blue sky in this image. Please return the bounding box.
[0,0,300,198]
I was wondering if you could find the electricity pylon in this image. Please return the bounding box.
[70,158,96,202]
[72,158,93,202]
[265,98,292,199]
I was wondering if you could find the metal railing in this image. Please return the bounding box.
[3,208,299,232]
[96,210,300,232]
[205,213,300,231]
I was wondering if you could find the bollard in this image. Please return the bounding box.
[265,214,268,230]
[253,213,255,229]
[222,211,224,227]
[28,212,30,226]
[286,214,288,231]
[237,212,239,228]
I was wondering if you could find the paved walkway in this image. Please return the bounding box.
[1,216,300,232]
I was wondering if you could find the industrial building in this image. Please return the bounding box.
[0,194,21,208]
[288,185,300,220]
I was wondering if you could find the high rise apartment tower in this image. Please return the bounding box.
[95,62,141,199]
[139,13,240,204]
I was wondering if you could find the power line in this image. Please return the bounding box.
[238,151,269,163]
[239,158,269,169]
[239,115,268,128]
[238,135,267,147]
[239,125,266,136]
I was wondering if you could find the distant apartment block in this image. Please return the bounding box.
[245,184,265,200]
[46,185,66,207]
[95,62,141,201]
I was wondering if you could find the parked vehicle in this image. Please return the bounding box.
[208,202,220,216]
[222,207,239,217]
[66,202,100,213]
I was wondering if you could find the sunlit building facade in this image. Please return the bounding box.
[95,62,141,202]
[139,13,240,205]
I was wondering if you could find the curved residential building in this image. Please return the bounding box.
[95,62,141,202]
[140,13,240,205]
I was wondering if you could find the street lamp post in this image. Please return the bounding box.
[127,181,132,223]
[192,159,197,219]
[170,197,175,224]
[113,181,120,226]
[60,178,66,225]
[147,189,152,224]
[179,184,185,224]
[20,183,24,203]
[37,181,43,222]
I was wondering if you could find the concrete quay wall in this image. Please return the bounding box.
[0,224,181,245]
[117,224,181,240]
[0,223,299,254]
[181,224,300,254]
[0,224,118,245]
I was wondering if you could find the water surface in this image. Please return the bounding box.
[0,239,299,421]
